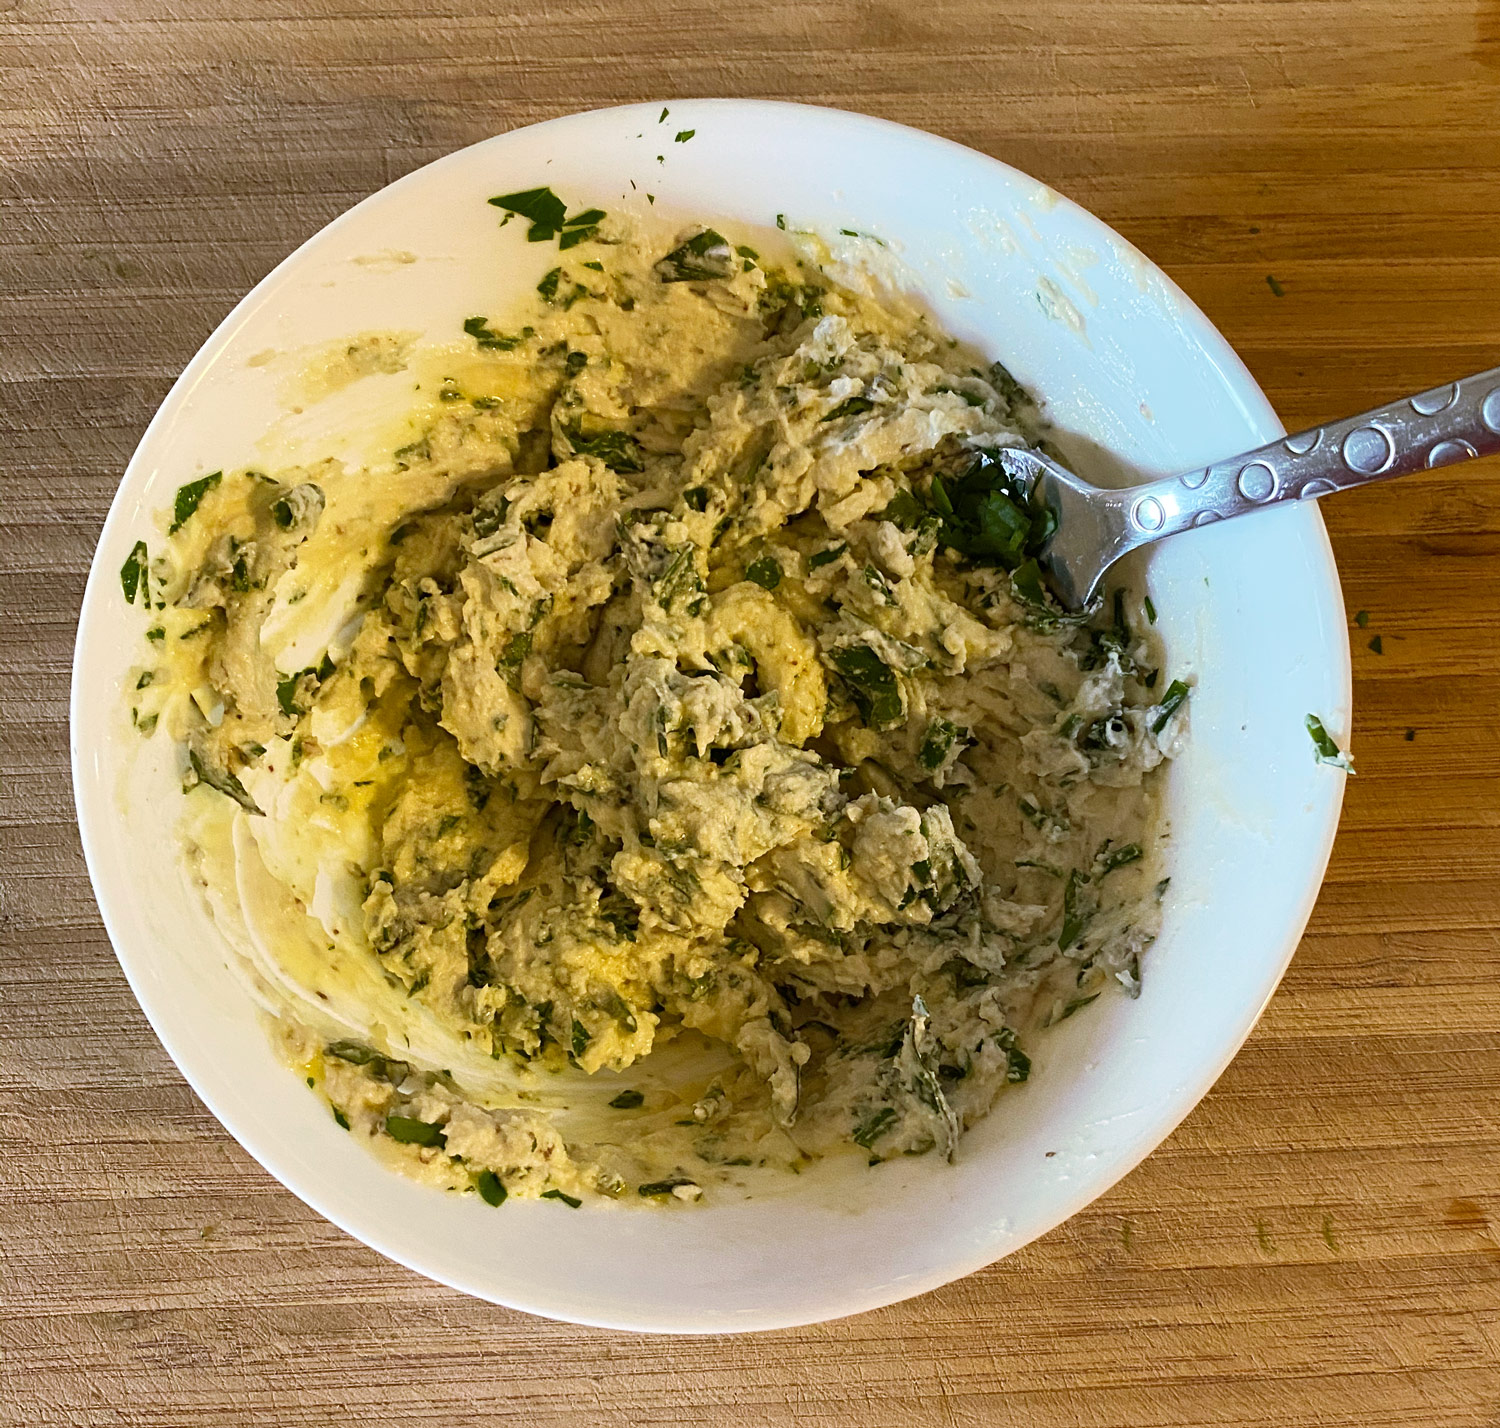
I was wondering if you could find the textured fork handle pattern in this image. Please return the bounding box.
[1120,365,1500,547]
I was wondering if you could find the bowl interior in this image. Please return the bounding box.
[72,100,1350,1332]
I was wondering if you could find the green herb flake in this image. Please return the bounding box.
[1306,714,1354,771]
[830,646,903,729]
[1405,727,1417,741]
[878,489,926,530]
[926,453,1044,569]
[807,542,847,570]
[499,631,531,668]
[169,471,222,533]
[745,555,783,590]
[683,486,709,512]
[852,1106,898,1150]
[1354,609,1370,628]
[120,540,149,604]
[187,749,262,815]
[1144,595,1158,625]
[1150,679,1190,735]
[332,1107,350,1130]
[638,1178,696,1198]
[559,217,602,251]
[609,1089,645,1109]
[563,423,644,473]
[275,673,302,718]
[571,1019,590,1060]
[1058,869,1088,950]
[674,129,695,143]
[542,1188,582,1208]
[1368,635,1384,654]
[655,228,734,282]
[821,395,875,422]
[1010,559,1050,609]
[385,1114,446,1148]
[918,717,965,771]
[536,267,562,302]
[463,315,533,351]
[659,106,669,122]
[1097,842,1143,876]
[326,1039,380,1067]
[488,186,568,241]
[1266,274,1286,297]
[474,1169,508,1207]
[1057,992,1101,1021]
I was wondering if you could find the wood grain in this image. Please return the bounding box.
[4,2,1500,1424]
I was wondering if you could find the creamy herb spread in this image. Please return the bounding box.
[124,194,1184,1207]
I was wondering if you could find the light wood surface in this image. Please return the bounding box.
[4,2,1500,1424]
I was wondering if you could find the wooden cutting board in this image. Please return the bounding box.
[3,2,1498,1423]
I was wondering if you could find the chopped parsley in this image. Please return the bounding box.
[655,228,735,282]
[169,472,222,534]
[852,1106,898,1150]
[830,646,903,729]
[186,750,262,815]
[1010,559,1052,611]
[1354,609,1370,628]
[1056,992,1101,1021]
[821,395,875,422]
[878,488,926,529]
[1096,842,1143,876]
[542,1188,582,1208]
[120,540,149,604]
[638,1177,696,1197]
[1368,635,1383,654]
[994,1027,1031,1083]
[384,1114,446,1148]
[561,423,645,473]
[1150,679,1190,735]
[673,129,695,143]
[488,186,567,240]
[1306,714,1354,771]
[918,717,966,771]
[1266,274,1286,297]
[463,316,532,351]
[473,1170,508,1207]
[807,542,847,570]
[926,450,1052,569]
[559,208,605,249]
[744,555,783,590]
[1058,869,1088,950]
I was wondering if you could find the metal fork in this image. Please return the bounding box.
[997,365,1500,610]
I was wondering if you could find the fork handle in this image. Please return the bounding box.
[1120,365,1500,547]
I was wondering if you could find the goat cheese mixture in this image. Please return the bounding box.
[123,196,1185,1208]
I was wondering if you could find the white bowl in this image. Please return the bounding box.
[71,100,1351,1332]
